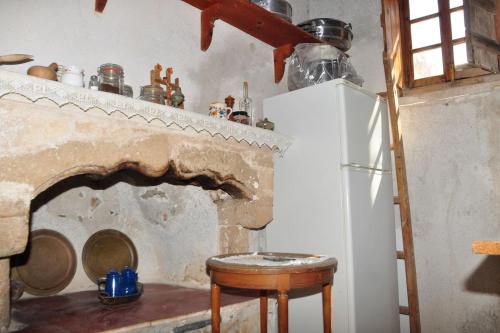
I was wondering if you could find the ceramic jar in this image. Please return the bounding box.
[60,66,85,87]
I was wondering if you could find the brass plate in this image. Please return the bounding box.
[82,229,138,284]
[11,229,77,296]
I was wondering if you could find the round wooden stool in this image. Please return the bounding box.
[206,252,337,333]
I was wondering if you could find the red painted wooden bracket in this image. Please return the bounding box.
[274,44,294,83]
[95,0,108,13]
[200,4,222,51]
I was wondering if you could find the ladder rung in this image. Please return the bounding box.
[399,306,410,315]
[397,250,405,259]
[393,196,400,204]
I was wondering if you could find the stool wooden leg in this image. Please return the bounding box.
[260,290,268,333]
[322,283,332,333]
[211,283,221,333]
[277,290,289,333]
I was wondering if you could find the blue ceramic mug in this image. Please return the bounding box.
[102,271,122,297]
[121,267,138,295]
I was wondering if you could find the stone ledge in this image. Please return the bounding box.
[0,69,292,154]
[10,284,260,333]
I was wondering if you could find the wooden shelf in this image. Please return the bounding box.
[472,240,500,255]
[95,0,323,83]
[182,0,323,83]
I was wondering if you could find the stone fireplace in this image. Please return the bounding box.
[0,70,290,332]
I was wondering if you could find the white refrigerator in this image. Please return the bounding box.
[264,80,399,333]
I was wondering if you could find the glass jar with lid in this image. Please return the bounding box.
[98,63,124,95]
[139,85,165,105]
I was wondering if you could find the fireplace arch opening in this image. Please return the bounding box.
[12,166,266,300]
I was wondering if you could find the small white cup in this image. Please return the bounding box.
[60,66,85,87]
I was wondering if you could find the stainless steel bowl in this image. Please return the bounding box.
[251,0,293,23]
[298,18,353,51]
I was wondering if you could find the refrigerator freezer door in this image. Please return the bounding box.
[342,167,400,333]
[337,83,391,171]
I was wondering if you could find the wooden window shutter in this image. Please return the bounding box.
[382,0,405,90]
[463,0,500,72]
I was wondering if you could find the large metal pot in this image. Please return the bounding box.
[298,18,353,51]
[251,0,293,22]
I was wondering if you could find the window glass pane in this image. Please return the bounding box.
[409,0,438,20]
[449,0,463,8]
[411,18,441,49]
[451,10,465,40]
[413,47,444,79]
[453,43,468,65]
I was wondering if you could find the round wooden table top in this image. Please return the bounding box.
[206,252,338,275]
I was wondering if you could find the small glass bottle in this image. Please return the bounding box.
[238,81,254,126]
[88,75,99,91]
[98,63,124,95]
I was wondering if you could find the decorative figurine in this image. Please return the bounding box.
[171,85,185,108]
[226,95,238,121]
[225,95,235,110]
[149,64,184,109]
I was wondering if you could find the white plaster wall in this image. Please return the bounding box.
[0,0,286,121]
[399,80,500,332]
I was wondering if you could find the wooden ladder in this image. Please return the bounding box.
[381,0,421,332]
[386,86,421,333]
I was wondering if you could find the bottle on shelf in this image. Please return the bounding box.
[238,81,253,126]
[88,75,99,91]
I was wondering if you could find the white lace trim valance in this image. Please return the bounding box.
[0,69,292,154]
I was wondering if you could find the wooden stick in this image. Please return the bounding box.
[472,241,500,255]
[0,54,33,63]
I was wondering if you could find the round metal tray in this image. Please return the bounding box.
[82,229,138,284]
[98,282,143,306]
[11,229,77,296]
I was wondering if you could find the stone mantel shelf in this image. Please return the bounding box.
[0,69,292,154]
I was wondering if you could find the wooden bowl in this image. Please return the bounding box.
[27,63,58,81]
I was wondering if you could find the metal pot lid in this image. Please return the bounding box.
[11,229,77,296]
[82,229,138,284]
[251,0,293,22]
[298,18,353,38]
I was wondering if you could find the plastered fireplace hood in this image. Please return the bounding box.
[0,69,291,331]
